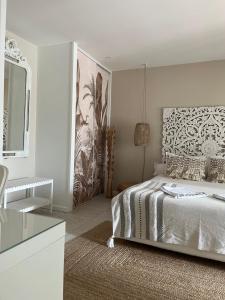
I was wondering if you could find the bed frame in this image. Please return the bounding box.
[127,238,225,262]
[161,106,225,261]
[109,106,225,262]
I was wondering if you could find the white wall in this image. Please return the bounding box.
[36,42,76,212]
[3,31,38,179]
[111,61,225,187]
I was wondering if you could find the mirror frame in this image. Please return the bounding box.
[3,38,31,158]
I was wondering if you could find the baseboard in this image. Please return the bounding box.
[53,204,73,212]
[40,204,73,213]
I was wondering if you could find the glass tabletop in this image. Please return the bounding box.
[0,209,64,254]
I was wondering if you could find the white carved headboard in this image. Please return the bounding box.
[162,106,225,159]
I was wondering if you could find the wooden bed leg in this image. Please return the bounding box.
[107,236,115,248]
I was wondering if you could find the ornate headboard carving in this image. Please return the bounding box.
[162,106,225,159]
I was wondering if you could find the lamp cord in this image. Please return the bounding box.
[141,64,147,182]
[144,64,147,123]
[141,146,146,182]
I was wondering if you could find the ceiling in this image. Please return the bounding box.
[6,0,225,71]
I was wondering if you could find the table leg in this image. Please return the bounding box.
[50,182,53,215]
[3,193,7,209]
[26,189,31,198]
[31,187,35,197]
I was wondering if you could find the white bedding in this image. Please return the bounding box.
[111,176,225,255]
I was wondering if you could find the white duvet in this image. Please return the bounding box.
[111,176,225,254]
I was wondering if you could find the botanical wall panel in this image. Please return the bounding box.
[74,50,110,206]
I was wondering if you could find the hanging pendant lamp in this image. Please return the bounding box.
[134,122,150,146]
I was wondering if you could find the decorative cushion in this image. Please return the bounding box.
[208,157,225,183]
[182,156,207,181]
[153,162,166,176]
[166,153,207,181]
[166,153,185,179]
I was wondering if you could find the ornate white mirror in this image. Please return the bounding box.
[3,38,31,158]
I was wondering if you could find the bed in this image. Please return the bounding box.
[108,106,225,262]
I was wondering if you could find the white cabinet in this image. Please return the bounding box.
[0,209,65,300]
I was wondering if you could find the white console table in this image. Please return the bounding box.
[0,209,65,300]
[3,177,54,213]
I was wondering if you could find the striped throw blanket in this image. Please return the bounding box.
[111,180,176,241]
[109,177,225,254]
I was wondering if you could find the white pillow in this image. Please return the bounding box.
[153,162,167,176]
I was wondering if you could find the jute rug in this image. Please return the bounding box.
[64,222,225,300]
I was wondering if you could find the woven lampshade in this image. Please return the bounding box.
[134,123,150,146]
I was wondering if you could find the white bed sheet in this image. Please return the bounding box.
[111,176,225,261]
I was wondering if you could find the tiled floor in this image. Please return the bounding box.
[36,194,112,242]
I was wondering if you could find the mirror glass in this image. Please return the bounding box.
[3,61,27,152]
